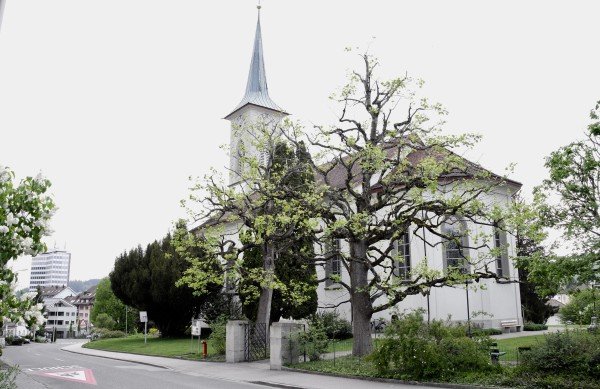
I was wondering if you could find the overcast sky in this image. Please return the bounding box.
[2,0,598,288]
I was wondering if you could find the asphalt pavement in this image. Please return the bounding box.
[1,340,267,389]
[1,340,438,389]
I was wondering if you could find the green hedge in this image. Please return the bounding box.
[523,323,548,331]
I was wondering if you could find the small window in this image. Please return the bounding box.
[393,232,411,281]
[325,239,342,287]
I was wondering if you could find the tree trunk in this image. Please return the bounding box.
[255,242,275,324]
[350,240,373,356]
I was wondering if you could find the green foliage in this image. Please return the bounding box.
[297,322,329,361]
[368,312,494,380]
[0,364,18,389]
[523,323,548,331]
[531,100,600,290]
[92,328,126,339]
[178,135,322,326]
[559,289,599,325]
[111,232,221,336]
[93,312,116,330]
[518,331,600,378]
[514,205,559,322]
[309,310,352,340]
[239,238,318,323]
[90,278,137,332]
[207,316,227,355]
[148,328,159,337]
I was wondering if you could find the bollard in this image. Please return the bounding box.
[202,340,208,359]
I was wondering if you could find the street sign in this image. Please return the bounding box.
[139,311,148,323]
[191,326,201,336]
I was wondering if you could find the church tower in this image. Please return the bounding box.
[225,5,288,185]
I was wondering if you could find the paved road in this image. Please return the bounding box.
[1,340,267,389]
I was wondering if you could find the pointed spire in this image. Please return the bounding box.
[225,4,286,119]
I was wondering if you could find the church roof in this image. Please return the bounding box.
[225,8,287,120]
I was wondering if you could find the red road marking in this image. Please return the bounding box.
[38,369,97,385]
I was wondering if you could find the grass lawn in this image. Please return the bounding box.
[83,334,223,361]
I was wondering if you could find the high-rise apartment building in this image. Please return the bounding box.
[29,249,71,291]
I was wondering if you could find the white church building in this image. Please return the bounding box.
[220,7,523,332]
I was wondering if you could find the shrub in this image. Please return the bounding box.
[0,364,18,389]
[472,328,502,336]
[4,337,23,346]
[93,313,116,331]
[208,316,227,355]
[297,322,329,361]
[523,323,548,331]
[92,328,125,339]
[518,331,600,377]
[148,328,159,337]
[310,311,352,340]
[368,312,494,380]
[559,289,597,325]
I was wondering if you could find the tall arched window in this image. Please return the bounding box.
[393,231,411,281]
[442,217,470,274]
[325,238,342,287]
[494,224,509,278]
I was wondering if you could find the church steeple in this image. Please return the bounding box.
[225,5,286,119]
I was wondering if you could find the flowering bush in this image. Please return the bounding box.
[0,165,54,352]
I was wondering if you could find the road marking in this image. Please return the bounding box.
[24,365,83,372]
[39,369,97,385]
[55,358,65,362]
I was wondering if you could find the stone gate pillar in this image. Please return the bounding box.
[226,320,248,363]
[270,322,303,370]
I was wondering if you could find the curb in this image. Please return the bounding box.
[60,344,173,370]
[281,367,502,389]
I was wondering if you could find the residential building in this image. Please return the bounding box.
[39,285,78,338]
[70,285,97,334]
[217,8,523,332]
[29,248,72,291]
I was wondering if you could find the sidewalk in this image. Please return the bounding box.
[62,342,434,389]
[489,326,571,340]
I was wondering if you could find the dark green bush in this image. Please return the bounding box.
[368,312,495,380]
[310,310,352,340]
[518,331,600,377]
[523,323,548,331]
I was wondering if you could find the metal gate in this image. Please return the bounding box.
[243,322,269,361]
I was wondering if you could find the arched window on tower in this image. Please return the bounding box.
[235,140,245,177]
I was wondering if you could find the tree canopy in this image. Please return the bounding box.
[90,278,137,332]
[110,233,221,336]
[528,100,600,293]
[285,52,524,356]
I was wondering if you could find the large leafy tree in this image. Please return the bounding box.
[175,122,323,326]
[238,141,319,322]
[288,52,522,356]
[90,278,137,332]
[531,101,600,291]
[110,233,221,336]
